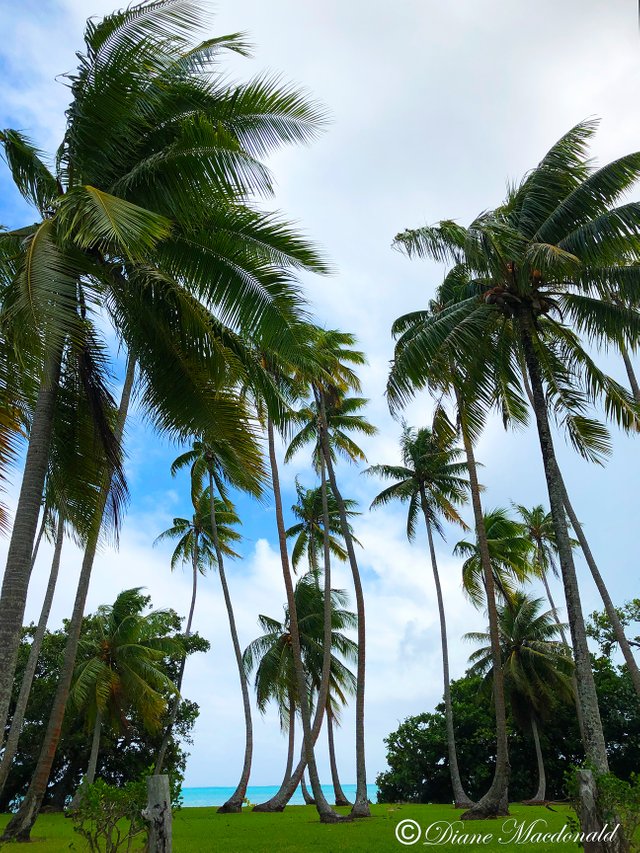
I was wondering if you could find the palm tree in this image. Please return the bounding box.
[69,588,182,803]
[153,486,241,774]
[388,347,514,817]
[465,592,574,803]
[388,121,640,793]
[287,330,376,818]
[513,505,571,639]
[366,418,473,808]
[170,435,262,813]
[243,574,357,806]
[0,0,329,755]
[454,508,535,609]
[286,479,359,575]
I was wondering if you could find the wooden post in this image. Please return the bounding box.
[143,774,172,853]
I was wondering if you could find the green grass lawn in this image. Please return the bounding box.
[0,802,582,852]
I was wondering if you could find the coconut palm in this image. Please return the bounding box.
[153,482,241,776]
[465,592,574,802]
[170,433,262,813]
[286,330,376,817]
[0,0,329,763]
[388,338,515,817]
[366,418,473,807]
[285,479,360,575]
[69,588,183,802]
[243,573,357,806]
[454,508,535,609]
[389,122,640,795]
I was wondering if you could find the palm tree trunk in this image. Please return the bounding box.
[209,473,253,814]
[0,347,62,737]
[0,515,65,796]
[540,561,586,742]
[252,418,340,821]
[519,316,608,774]
[326,706,350,806]
[420,493,473,808]
[455,390,510,820]
[281,699,296,786]
[317,403,369,819]
[560,487,640,700]
[619,339,640,404]
[301,772,315,805]
[2,357,135,842]
[155,528,199,774]
[85,710,102,786]
[529,714,546,803]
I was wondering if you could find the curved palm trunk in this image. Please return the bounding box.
[0,347,62,737]
[519,317,608,773]
[529,714,546,803]
[0,515,65,796]
[2,357,135,842]
[301,772,315,805]
[85,710,102,786]
[155,529,200,774]
[209,473,253,814]
[619,339,640,404]
[252,418,340,821]
[456,391,510,820]
[327,707,350,806]
[280,699,296,786]
[318,407,369,818]
[420,493,473,808]
[560,488,640,700]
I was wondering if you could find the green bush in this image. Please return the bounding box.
[68,779,147,853]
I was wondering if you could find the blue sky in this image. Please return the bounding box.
[1,0,640,789]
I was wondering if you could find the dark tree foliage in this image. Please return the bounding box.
[377,661,640,804]
[1,610,207,812]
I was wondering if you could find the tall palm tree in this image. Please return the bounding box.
[454,508,535,609]
[388,345,515,817]
[243,574,357,805]
[513,505,571,640]
[465,592,574,803]
[0,0,329,750]
[170,434,262,813]
[286,479,359,575]
[287,331,376,817]
[366,418,473,808]
[153,486,241,773]
[69,588,182,802]
[388,122,640,798]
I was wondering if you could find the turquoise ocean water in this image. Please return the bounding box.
[182,784,378,808]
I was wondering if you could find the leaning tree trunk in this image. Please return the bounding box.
[0,515,65,796]
[280,698,296,787]
[209,473,253,814]
[0,347,62,737]
[420,494,473,808]
[619,338,640,404]
[69,708,103,810]
[318,403,370,819]
[301,769,315,805]
[559,486,640,699]
[519,315,608,775]
[455,390,510,820]
[2,357,135,842]
[539,558,586,742]
[529,714,546,803]
[326,706,350,806]
[155,530,200,775]
[252,418,340,822]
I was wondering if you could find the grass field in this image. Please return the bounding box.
[0,802,588,852]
